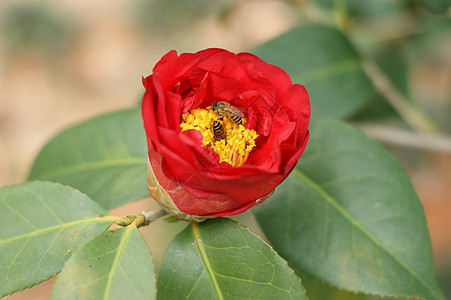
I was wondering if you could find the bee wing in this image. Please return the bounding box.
[227,106,244,117]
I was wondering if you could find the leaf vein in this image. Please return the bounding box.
[192,223,224,300]
[0,217,113,246]
[102,226,133,300]
[292,168,437,296]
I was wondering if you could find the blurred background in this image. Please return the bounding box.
[0,0,449,299]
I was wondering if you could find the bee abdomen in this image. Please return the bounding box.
[230,114,242,125]
[212,121,226,140]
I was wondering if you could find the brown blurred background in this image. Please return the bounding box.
[0,1,297,299]
[0,0,449,299]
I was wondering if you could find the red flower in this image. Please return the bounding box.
[142,48,310,222]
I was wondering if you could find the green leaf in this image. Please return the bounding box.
[252,23,375,120]
[50,226,155,300]
[0,181,113,297]
[254,119,444,300]
[349,94,398,122]
[29,108,148,209]
[296,271,366,300]
[418,0,450,15]
[157,218,306,300]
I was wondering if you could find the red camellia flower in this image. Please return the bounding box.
[142,48,310,222]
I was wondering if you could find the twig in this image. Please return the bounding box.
[287,0,324,23]
[286,0,442,135]
[141,208,169,223]
[356,123,451,153]
[362,56,440,134]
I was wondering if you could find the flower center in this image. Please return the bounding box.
[180,106,258,167]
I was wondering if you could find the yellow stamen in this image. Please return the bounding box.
[180,107,258,167]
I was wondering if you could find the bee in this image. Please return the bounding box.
[211,101,244,125]
[212,120,227,141]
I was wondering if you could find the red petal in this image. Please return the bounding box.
[141,83,160,145]
[193,71,242,108]
[152,51,201,90]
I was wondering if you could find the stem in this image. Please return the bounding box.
[287,0,323,23]
[333,0,349,31]
[356,123,451,153]
[131,214,146,228]
[141,208,169,224]
[362,58,440,134]
[115,208,169,228]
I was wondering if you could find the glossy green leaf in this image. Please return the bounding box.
[252,23,374,119]
[349,94,397,122]
[50,226,155,300]
[254,119,444,300]
[296,271,366,300]
[158,218,306,300]
[29,108,148,209]
[0,181,113,297]
[418,0,450,14]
